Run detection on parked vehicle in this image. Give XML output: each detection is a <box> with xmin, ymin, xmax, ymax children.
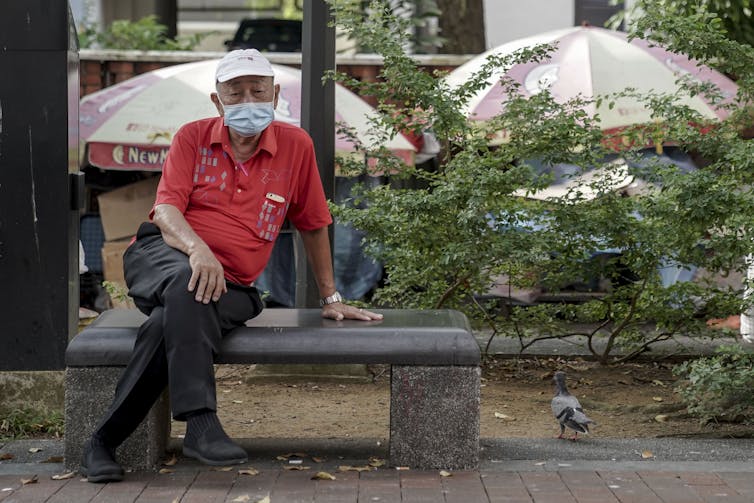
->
<box><xmin>224</xmin><ymin>18</ymin><xmax>302</xmax><ymax>52</ymax></box>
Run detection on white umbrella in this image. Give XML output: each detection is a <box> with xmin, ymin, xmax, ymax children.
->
<box><xmin>79</xmin><ymin>59</ymin><xmax>416</xmax><ymax>171</ymax></box>
<box><xmin>445</xmin><ymin>26</ymin><xmax>738</xmax><ymax>134</ymax></box>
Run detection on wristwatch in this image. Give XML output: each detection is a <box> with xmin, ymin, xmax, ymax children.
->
<box><xmin>319</xmin><ymin>291</ymin><xmax>343</xmax><ymax>306</ymax></box>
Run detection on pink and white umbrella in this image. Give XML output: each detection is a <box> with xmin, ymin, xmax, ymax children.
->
<box><xmin>445</xmin><ymin>26</ymin><xmax>738</xmax><ymax>134</ymax></box>
<box><xmin>79</xmin><ymin>59</ymin><xmax>415</xmax><ymax>171</ymax></box>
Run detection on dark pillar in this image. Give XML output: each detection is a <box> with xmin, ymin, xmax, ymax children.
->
<box><xmin>0</xmin><ymin>1</ymin><xmax>80</xmax><ymax>370</ymax></box>
<box><xmin>296</xmin><ymin>0</ymin><xmax>335</xmax><ymax>307</ymax></box>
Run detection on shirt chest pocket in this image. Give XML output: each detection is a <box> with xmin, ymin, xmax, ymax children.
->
<box><xmin>253</xmin><ymin>192</ymin><xmax>288</xmax><ymax>242</ymax></box>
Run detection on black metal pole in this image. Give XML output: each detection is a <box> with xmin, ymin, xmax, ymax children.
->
<box><xmin>297</xmin><ymin>0</ymin><xmax>336</xmax><ymax>307</ymax></box>
<box><xmin>0</xmin><ymin>0</ymin><xmax>80</xmax><ymax>370</ymax></box>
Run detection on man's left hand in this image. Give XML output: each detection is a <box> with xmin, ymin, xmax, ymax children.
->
<box><xmin>321</xmin><ymin>303</ymin><xmax>383</xmax><ymax>321</ymax></box>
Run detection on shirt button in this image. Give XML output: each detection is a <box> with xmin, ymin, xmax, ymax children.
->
<box><xmin>237</xmin><ymin>188</ymin><xmax>242</xmax><ymax>193</ymax></box>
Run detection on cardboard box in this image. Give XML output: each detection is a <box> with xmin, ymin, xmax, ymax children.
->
<box><xmin>97</xmin><ymin>176</ymin><xmax>160</xmax><ymax>241</ymax></box>
<box><xmin>101</xmin><ymin>239</ymin><xmax>136</xmax><ymax>310</ymax></box>
<box><xmin>101</xmin><ymin>239</ymin><xmax>131</xmax><ymax>283</ymax></box>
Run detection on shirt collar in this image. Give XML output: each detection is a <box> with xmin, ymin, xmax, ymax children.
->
<box><xmin>211</xmin><ymin>117</ymin><xmax>278</xmax><ymax>157</ymax></box>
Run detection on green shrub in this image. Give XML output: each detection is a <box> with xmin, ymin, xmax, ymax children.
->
<box><xmin>79</xmin><ymin>15</ymin><xmax>212</xmax><ymax>51</ymax></box>
<box><xmin>674</xmin><ymin>345</ymin><xmax>754</xmax><ymax>423</ymax></box>
<box><xmin>326</xmin><ymin>0</ymin><xmax>754</xmax><ymax>364</ymax></box>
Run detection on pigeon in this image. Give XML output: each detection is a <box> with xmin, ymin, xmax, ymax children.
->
<box><xmin>551</xmin><ymin>371</ymin><xmax>595</xmax><ymax>441</ymax></box>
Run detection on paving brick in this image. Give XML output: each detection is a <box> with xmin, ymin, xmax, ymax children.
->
<box><xmin>481</xmin><ymin>472</ymin><xmax>533</xmax><ymax>503</ymax></box>
<box><xmin>181</xmin><ymin>470</ymin><xmax>235</xmax><ymax>503</ymax></box>
<box><xmin>601</xmin><ymin>471</ymin><xmax>668</xmax><ymax>503</ymax></box>
<box><xmin>269</xmin><ymin>469</ymin><xmax>316</xmax><ymax>502</ymax></box>
<box><xmin>678</xmin><ymin>473</ymin><xmax>726</xmax><ymax>486</ymax></box>
<box><xmin>46</xmin><ymin>476</ymin><xmax>106</xmax><ymax>503</ymax></box>
<box><xmin>441</xmin><ymin>471</ymin><xmax>488</xmax><ymax>503</ymax></box>
<box><xmin>135</xmin><ymin>470</ymin><xmax>197</xmax><ymax>503</ymax></box>
<box><xmin>0</xmin><ymin>474</ymin><xmax>25</xmax><ymax>501</ymax></box>
<box><xmin>519</xmin><ymin>472</ymin><xmax>577</xmax><ymax>503</ymax></box>
<box><xmin>717</xmin><ymin>472</ymin><xmax>754</xmax><ymax>499</ymax></box>
<box><xmin>690</xmin><ymin>484</ymin><xmax>749</xmax><ymax>503</ymax></box>
<box><xmin>225</xmin><ymin>468</ymin><xmax>278</xmax><ymax>502</ymax></box>
<box><xmin>91</xmin><ymin>472</ymin><xmax>156</xmax><ymax>503</ymax></box>
<box><xmin>358</xmin><ymin>469</ymin><xmax>401</xmax><ymax>502</ymax></box>
<box><xmin>312</xmin><ymin>470</ymin><xmax>357</xmax><ymax>502</ymax></box>
<box><xmin>560</xmin><ymin>471</ymin><xmax>620</xmax><ymax>503</ymax></box>
<box><xmin>636</xmin><ymin>472</ymin><xmax>705</xmax><ymax>503</ymax></box>
<box><xmin>1</xmin><ymin>475</ymin><xmax>77</xmax><ymax>503</ymax></box>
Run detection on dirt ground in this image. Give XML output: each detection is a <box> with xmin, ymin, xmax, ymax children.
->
<box><xmin>171</xmin><ymin>357</ymin><xmax>754</xmax><ymax>441</ymax></box>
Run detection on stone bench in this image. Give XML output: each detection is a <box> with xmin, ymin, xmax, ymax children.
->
<box><xmin>64</xmin><ymin>308</ymin><xmax>481</xmax><ymax>471</ymax></box>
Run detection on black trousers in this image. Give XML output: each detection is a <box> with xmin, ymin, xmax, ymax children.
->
<box><xmin>93</xmin><ymin>222</ymin><xmax>263</xmax><ymax>448</ymax></box>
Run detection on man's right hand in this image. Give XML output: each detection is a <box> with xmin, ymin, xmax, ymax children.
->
<box><xmin>188</xmin><ymin>243</ymin><xmax>227</xmax><ymax>303</ymax></box>
<box><xmin>153</xmin><ymin>203</ymin><xmax>228</xmax><ymax>304</ymax></box>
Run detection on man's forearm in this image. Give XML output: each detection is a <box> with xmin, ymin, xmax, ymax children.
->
<box><xmin>299</xmin><ymin>226</ymin><xmax>337</xmax><ymax>298</ymax></box>
<box><xmin>152</xmin><ymin>203</ymin><xmax>209</xmax><ymax>256</ymax></box>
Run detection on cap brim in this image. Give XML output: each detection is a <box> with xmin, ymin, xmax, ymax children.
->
<box><xmin>217</xmin><ymin>68</ymin><xmax>275</xmax><ymax>82</ymax></box>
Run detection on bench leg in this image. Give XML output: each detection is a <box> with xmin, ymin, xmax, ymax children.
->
<box><xmin>64</xmin><ymin>367</ymin><xmax>170</xmax><ymax>472</ymax></box>
<box><xmin>390</xmin><ymin>365</ymin><xmax>480</xmax><ymax>470</ymax></box>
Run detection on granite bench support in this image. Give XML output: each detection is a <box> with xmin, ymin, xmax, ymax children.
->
<box><xmin>64</xmin><ymin>308</ymin><xmax>480</xmax><ymax>471</ymax></box>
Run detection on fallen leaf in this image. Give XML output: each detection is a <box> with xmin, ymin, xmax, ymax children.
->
<box><xmin>494</xmin><ymin>412</ymin><xmax>515</xmax><ymax>421</ymax></box>
<box><xmin>51</xmin><ymin>472</ymin><xmax>76</xmax><ymax>481</ymax></box>
<box><xmin>276</xmin><ymin>452</ymin><xmax>308</xmax><ymax>460</ymax></box>
<box><xmin>283</xmin><ymin>465</ymin><xmax>310</xmax><ymax>471</ymax></box>
<box><xmin>254</xmin><ymin>496</ymin><xmax>270</xmax><ymax>503</ymax></box>
<box><xmin>232</xmin><ymin>400</ymin><xmax>243</xmax><ymax>404</ymax></box>
<box><xmin>231</xmin><ymin>496</ymin><xmax>251</xmax><ymax>503</ymax></box>
<box><xmin>534</xmin><ymin>462</ymin><xmax>546</xmax><ymax>466</ymax></box>
<box><xmin>28</xmin><ymin>448</ymin><xmax>43</xmax><ymax>453</ymax></box>
<box><xmin>162</xmin><ymin>454</ymin><xmax>178</xmax><ymax>466</ymax></box>
<box><xmin>617</xmin><ymin>379</ymin><xmax>630</xmax><ymax>385</ymax></box>
<box><xmin>654</xmin><ymin>414</ymin><xmax>669</xmax><ymax>423</ymax></box>
<box><xmin>395</xmin><ymin>466</ymin><xmax>410</xmax><ymax>471</ymax></box>
<box><xmin>158</xmin><ymin>468</ymin><xmax>175</xmax><ymax>474</ymax></box>
<box><xmin>652</xmin><ymin>397</ymin><xmax>663</xmax><ymax>402</ymax></box>
<box><xmin>210</xmin><ymin>466</ymin><xmax>234</xmax><ymax>472</ymax></box>
<box><xmin>368</xmin><ymin>457</ymin><xmax>385</xmax><ymax>467</ymax></box>
<box><xmin>41</xmin><ymin>456</ymin><xmax>64</xmax><ymax>464</ymax></box>
<box><xmin>312</xmin><ymin>456</ymin><xmax>326</xmax><ymax>463</ymax></box>
<box><xmin>439</xmin><ymin>470</ymin><xmax>452</xmax><ymax>477</ymax></box>
<box><xmin>239</xmin><ymin>468</ymin><xmax>260</xmax><ymax>476</ymax></box>
<box><xmin>21</xmin><ymin>475</ymin><xmax>38</xmax><ymax>485</ymax></box>
<box><xmin>311</xmin><ymin>471</ymin><xmax>336</xmax><ymax>480</ymax></box>
<box><xmin>0</xmin><ymin>454</ymin><xmax>14</xmax><ymax>461</ymax></box>
<box><xmin>338</xmin><ymin>465</ymin><xmax>372</xmax><ymax>472</ymax></box>
<box><xmin>2</xmin><ymin>488</ymin><xmax>13</xmax><ymax>492</ymax></box>
<box><xmin>641</xmin><ymin>450</ymin><xmax>654</xmax><ymax>459</ymax></box>
<box><xmin>652</xmin><ymin>380</ymin><xmax>666</xmax><ymax>387</ymax></box>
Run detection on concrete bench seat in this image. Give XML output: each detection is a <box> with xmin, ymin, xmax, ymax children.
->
<box><xmin>64</xmin><ymin>308</ymin><xmax>481</xmax><ymax>471</ymax></box>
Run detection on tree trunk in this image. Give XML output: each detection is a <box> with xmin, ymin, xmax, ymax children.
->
<box><xmin>436</xmin><ymin>0</ymin><xmax>486</xmax><ymax>54</ymax></box>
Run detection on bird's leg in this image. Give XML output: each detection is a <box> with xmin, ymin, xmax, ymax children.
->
<box><xmin>556</xmin><ymin>425</ymin><xmax>565</xmax><ymax>439</ymax></box>
<box><xmin>571</xmin><ymin>431</ymin><xmax>579</xmax><ymax>442</ymax></box>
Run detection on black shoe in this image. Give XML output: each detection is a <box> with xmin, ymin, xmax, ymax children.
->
<box><xmin>81</xmin><ymin>437</ymin><xmax>124</xmax><ymax>483</ymax></box>
<box><xmin>182</xmin><ymin>416</ymin><xmax>247</xmax><ymax>466</ymax></box>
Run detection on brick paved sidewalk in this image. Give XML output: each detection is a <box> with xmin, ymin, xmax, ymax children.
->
<box><xmin>3</xmin><ymin>460</ymin><xmax>754</xmax><ymax>502</ymax></box>
<box><xmin>3</xmin><ymin>438</ymin><xmax>754</xmax><ymax>502</ymax></box>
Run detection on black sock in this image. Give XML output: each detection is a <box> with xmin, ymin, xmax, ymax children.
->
<box><xmin>185</xmin><ymin>410</ymin><xmax>222</xmax><ymax>443</ymax></box>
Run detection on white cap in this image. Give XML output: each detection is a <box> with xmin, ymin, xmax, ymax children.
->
<box><xmin>215</xmin><ymin>49</ymin><xmax>274</xmax><ymax>82</ymax></box>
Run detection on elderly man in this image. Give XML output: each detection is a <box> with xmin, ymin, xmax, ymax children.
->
<box><xmin>81</xmin><ymin>49</ymin><xmax>382</xmax><ymax>483</ymax></box>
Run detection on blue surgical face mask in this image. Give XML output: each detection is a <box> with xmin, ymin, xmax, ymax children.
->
<box><xmin>220</xmin><ymin>100</ymin><xmax>275</xmax><ymax>137</ymax></box>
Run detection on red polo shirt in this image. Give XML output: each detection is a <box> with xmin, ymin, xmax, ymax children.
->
<box><xmin>152</xmin><ymin>117</ymin><xmax>332</xmax><ymax>285</ymax></box>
